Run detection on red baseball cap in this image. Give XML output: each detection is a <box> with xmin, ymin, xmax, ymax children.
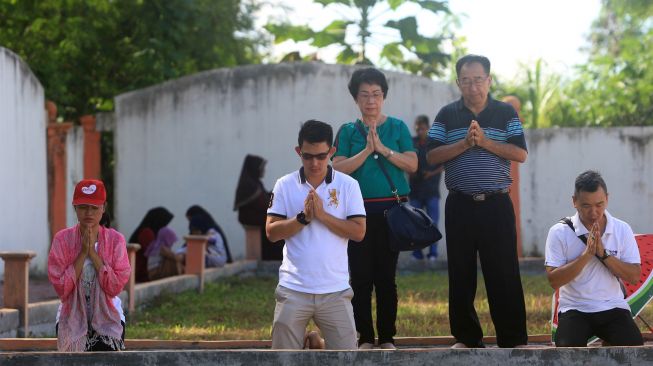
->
<box><xmin>72</xmin><ymin>179</ymin><xmax>106</xmax><ymax>206</ymax></box>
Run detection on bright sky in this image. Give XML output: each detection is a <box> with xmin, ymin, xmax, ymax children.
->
<box><xmin>258</xmin><ymin>0</ymin><xmax>602</xmax><ymax>81</ymax></box>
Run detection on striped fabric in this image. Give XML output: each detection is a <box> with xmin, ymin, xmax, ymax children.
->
<box><xmin>428</xmin><ymin>98</ymin><xmax>527</xmax><ymax>194</ymax></box>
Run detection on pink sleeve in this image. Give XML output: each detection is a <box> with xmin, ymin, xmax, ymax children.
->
<box><xmin>98</xmin><ymin>232</ymin><xmax>131</xmax><ymax>297</ymax></box>
<box><xmin>47</xmin><ymin>231</ymin><xmax>78</xmax><ymax>301</ymax></box>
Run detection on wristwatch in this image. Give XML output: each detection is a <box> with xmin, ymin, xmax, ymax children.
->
<box><xmin>599</xmin><ymin>249</ymin><xmax>610</xmax><ymax>261</ymax></box>
<box><xmin>385</xmin><ymin>149</ymin><xmax>394</xmax><ymax>158</ymax></box>
<box><xmin>296</xmin><ymin>211</ymin><xmax>310</xmax><ymax>225</ymax></box>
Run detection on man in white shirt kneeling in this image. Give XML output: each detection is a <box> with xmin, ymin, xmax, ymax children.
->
<box><xmin>266</xmin><ymin>119</ymin><xmax>366</xmax><ymax>350</ymax></box>
<box><xmin>545</xmin><ymin>170</ymin><xmax>643</xmax><ymax>347</ymax></box>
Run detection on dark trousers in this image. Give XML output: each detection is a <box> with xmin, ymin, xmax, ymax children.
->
<box><xmin>555</xmin><ymin>309</ymin><xmax>643</xmax><ymax>347</ymax></box>
<box><xmin>445</xmin><ymin>192</ymin><xmax>527</xmax><ymax>348</ymax></box>
<box><xmin>348</xmin><ymin>212</ymin><xmax>399</xmax><ymax>345</ymax></box>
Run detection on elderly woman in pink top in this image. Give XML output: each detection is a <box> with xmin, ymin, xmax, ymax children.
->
<box><xmin>48</xmin><ymin>179</ymin><xmax>131</xmax><ymax>352</ymax></box>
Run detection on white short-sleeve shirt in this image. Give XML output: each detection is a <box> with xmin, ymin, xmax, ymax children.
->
<box><xmin>267</xmin><ymin>166</ymin><xmax>366</xmax><ymax>294</ymax></box>
<box><xmin>545</xmin><ymin>210</ymin><xmax>640</xmax><ymax>313</ymax></box>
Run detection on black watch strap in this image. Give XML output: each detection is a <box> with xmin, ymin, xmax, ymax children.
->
<box><xmin>600</xmin><ymin>249</ymin><xmax>610</xmax><ymax>261</ymax></box>
<box><xmin>296</xmin><ymin>211</ymin><xmax>310</xmax><ymax>225</ymax></box>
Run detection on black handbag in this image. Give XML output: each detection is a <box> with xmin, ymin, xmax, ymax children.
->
<box><xmin>354</xmin><ymin>122</ymin><xmax>442</xmax><ymax>251</ymax></box>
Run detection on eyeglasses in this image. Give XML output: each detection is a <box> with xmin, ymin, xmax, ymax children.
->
<box><xmin>457</xmin><ymin>76</ymin><xmax>489</xmax><ymax>88</ymax></box>
<box><xmin>357</xmin><ymin>91</ymin><xmax>384</xmax><ymax>101</ymax></box>
<box><xmin>300</xmin><ymin>151</ymin><xmax>330</xmax><ymax>161</ymax></box>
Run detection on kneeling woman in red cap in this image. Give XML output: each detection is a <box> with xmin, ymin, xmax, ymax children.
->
<box><xmin>48</xmin><ymin>179</ymin><xmax>131</xmax><ymax>352</ymax></box>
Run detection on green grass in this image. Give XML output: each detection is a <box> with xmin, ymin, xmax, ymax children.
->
<box><xmin>127</xmin><ymin>273</ymin><xmax>653</xmax><ymax>340</ymax></box>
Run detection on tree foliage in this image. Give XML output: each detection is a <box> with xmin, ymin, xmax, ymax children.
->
<box><xmin>265</xmin><ymin>0</ymin><xmax>455</xmax><ymax>77</ymax></box>
<box><xmin>492</xmin><ymin>59</ymin><xmax>561</xmax><ymax>129</ymax></box>
<box><xmin>0</xmin><ymin>0</ymin><xmax>261</xmax><ymax>119</ymax></box>
<box><xmin>550</xmin><ymin>0</ymin><xmax>653</xmax><ymax>126</ymax></box>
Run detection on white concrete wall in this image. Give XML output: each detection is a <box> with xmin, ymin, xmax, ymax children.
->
<box><xmin>65</xmin><ymin>126</ymin><xmax>85</xmax><ymax>228</ymax></box>
<box><xmin>0</xmin><ymin>47</ymin><xmax>49</xmax><ymax>276</ymax></box>
<box><xmin>114</xmin><ymin>62</ymin><xmax>458</xmax><ymax>258</ymax></box>
<box><xmin>519</xmin><ymin>127</ymin><xmax>653</xmax><ymax>256</ymax></box>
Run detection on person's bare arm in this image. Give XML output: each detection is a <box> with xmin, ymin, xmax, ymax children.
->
<box><xmin>591</xmin><ymin>223</ymin><xmax>641</xmax><ymax>284</ymax></box>
<box><xmin>473</xmin><ymin>121</ymin><xmax>527</xmax><ymax>162</ymax></box>
<box><xmin>427</xmin><ymin>124</ymin><xmax>474</xmax><ymax>165</ymax></box>
<box><xmin>546</xmin><ymin>234</ymin><xmax>597</xmax><ymax>290</ymax></box>
<box><xmin>603</xmin><ymin>258</ymin><xmax>641</xmax><ymax>284</ymax></box>
<box><xmin>310</xmin><ymin>191</ymin><xmax>366</xmax><ymax>241</ymax></box>
<box><xmin>266</xmin><ymin>215</ymin><xmax>306</xmax><ymax>242</ymax></box>
<box><xmin>332</xmin><ymin>128</ymin><xmax>375</xmax><ymax>174</ymax></box>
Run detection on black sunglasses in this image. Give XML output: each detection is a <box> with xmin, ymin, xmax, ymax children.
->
<box><xmin>300</xmin><ymin>151</ymin><xmax>330</xmax><ymax>161</ymax></box>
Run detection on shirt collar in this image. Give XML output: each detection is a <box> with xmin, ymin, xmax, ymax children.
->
<box><xmin>456</xmin><ymin>94</ymin><xmax>495</xmax><ymax>112</ymax></box>
<box><xmin>299</xmin><ymin>165</ymin><xmax>333</xmax><ymax>186</ymax></box>
<box><xmin>571</xmin><ymin>210</ymin><xmax>614</xmax><ymax>235</ymax></box>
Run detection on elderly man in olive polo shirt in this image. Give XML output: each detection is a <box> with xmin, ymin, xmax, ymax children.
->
<box><xmin>427</xmin><ymin>54</ymin><xmax>528</xmax><ymax>348</ymax></box>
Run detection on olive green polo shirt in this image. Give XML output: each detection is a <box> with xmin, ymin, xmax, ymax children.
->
<box><xmin>334</xmin><ymin>116</ymin><xmax>415</xmax><ymax>199</ymax></box>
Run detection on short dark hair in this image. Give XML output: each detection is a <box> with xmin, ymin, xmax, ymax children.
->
<box><xmin>298</xmin><ymin>119</ymin><xmax>333</xmax><ymax>147</ymax></box>
<box><xmin>574</xmin><ymin>170</ymin><xmax>608</xmax><ymax>196</ymax></box>
<box><xmin>415</xmin><ymin>114</ymin><xmax>430</xmax><ymax>127</ymax></box>
<box><xmin>348</xmin><ymin>67</ymin><xmax>388</xmax><ymax>100</ymax></box>
<box><xmin>456</xmin><ymin>54</ymin><xmax>491</xmax><ymax>77</ymax></box>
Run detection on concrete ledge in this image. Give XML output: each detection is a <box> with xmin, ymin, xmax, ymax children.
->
<box><xmin>204</xmin><ymin>260</ymin><xmax>257</xmax><ymax>282</ymax></box>
<box><xmin>3</xmin><ymin>347</ymin><xmax>653</xmax><ymax>366</ymax></box>
<box><xmin>26</xmin><ymin>300</ymin><xmax>59</xmax><ymax>337</ymax></box>
<box><xmin>0</xmin><ymin>260</ymin><xmax>257</xmax><ymax>337</ymax></box>
<box><xmin>0</xmin><ymin>308</ymin><xmax>18</xmax><ymax>337</ymax></box>
<box><xmin>134</xmin><ymin>274</ymin><xmax>199</xmax><ymax>308</ymax></box>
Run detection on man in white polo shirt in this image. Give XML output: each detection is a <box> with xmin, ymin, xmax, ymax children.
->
<box><xmin>266</xmin><ymin>119</ymin><xmax>366</xmax><ymax>350</ymax></box>
<box><xmin>545</xmin><ymin>170</ymin><xmax>643</xmax><ymax>347</ymax></box>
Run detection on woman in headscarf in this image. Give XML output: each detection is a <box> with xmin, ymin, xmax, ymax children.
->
<box><xmin>48</xmin><ymin>179</ymin><xmax>130</xmax><ymax>352</ymax></box>
<box><xmin>233</xmin><ymin>154</ymin><xmax>283</xmax><ymax>260</ymax></box>
<box><xmin>176</xmin><ymin>214</ymin><xmax>228</xmax><ymax>269</ymax></box>
<box><xmin>185</xmin><ymin>205</ymin><xmax>233</xmax><ymax>263</ymax></box>
<box><xmin>128</xmin><ymin>207</ymin><xmax>174</xmax><ymax>282</ymax></box>
<box><xmin>145</xmin><ymin>226</ymin><xmax>181</xmax><ymax>280</ymax></box>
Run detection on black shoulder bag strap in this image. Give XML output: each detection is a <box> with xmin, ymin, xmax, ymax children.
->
<box><xmin>354</xmin><ymin>121</ymin><xmax>401</xmax><ymax>203</ymax></box>
<box><xmin>559</xmin><ymin>217</ymin><xmax>627</xmax><ymax>297</ymax></box>
<box><xmin>559</xmin><ymin>217</ymin><xmax>587</xmax><ymax>244</ymax></box>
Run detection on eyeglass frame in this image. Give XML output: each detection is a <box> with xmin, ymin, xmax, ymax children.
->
<box><xmin>357</xmin><ymin>91</ymin><xmax>385</xmax><ymax>101</ymax></box>
<box><xmin>457</xmin><ymin>75</ymin><xmax>490</xmax><ymax>88</ymax></box>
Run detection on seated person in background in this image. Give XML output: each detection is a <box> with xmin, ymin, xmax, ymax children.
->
<box><xmin>176</xmin><ymin>215</ymin><xmax>228</xmax><ymax>269</ymax></box>
<box><xmin>145</xmin><ymin>226</ymin><xmax>182</xmax><ymax>280</ymax></box>
<box><xmin>128</xmin><ymin>207</ymin><xmax>174</xmax><ymax>282</ymax></box>
<box><xmin>234</xmin><ymin>154</ymin><xmax>284</xmax><ymax>260</ymax></box>
<box><xmin>545</xmin><ymin>170</ymin><xmax>643</xmax><ymax>347</ymax></box>
<box><xmin>186</xmin><ymin>205</ymin><xmax>233</xmax><ymax>263</ymax></box>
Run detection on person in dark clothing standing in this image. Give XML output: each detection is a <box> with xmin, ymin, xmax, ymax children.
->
<box><xmin>427</xmin><ymin>54</ymin><xmax>528</xmax><ymax>348</ymax></box>
<box><xmin>409</xmin><ymin>115</ymin><xmax>443</xmax><ymax>260</ymax></box>
<box><xmin>234</xmin><ymin>155</ymin><xmax>283</xmax><ymax>260</ymax></box>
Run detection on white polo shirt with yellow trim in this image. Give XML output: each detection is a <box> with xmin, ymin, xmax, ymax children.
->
<box><xmin>267</xmin><ymin>166</ymin><xmax>366</xmax><ymax>294</ymax></box>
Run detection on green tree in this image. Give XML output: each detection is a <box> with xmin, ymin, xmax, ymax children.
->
<box><xmin>550</xmin><ymin>0</ymin><xmax>653</xmax><ymax>126</ymax></box>
<box><xmin>0</xmin><ymin>0</ymin><xmax>261</xmax><ymax>120</ymax></box>
<box><xmin>492</xmin><ymin>59</ymin><xmax>560</xmax><ymax>129</ymax></box>
<box><xmin>265</xmin><ymin>0</ymin><xmax>455</xmax><ymax>77</ymax></box>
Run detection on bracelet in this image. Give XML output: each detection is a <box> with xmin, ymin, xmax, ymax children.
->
<box><xmin>385</xmin><ymin>150</ymin><xmax>394</xmax><ymax>158</ymax></box>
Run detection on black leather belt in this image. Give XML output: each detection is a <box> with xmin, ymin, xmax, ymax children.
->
<box><xmin>450</xmin><ymin>188</ymin><xmax>510</xmax><ymax>202</ymax></box>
